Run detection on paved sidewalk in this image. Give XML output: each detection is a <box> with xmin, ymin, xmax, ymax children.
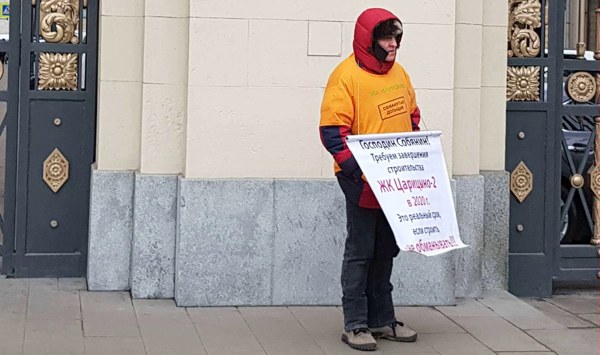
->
<box><xmin>0</xmin><ymin>278</ymin><xmax>597</xmax><ymax>355</ymax></box>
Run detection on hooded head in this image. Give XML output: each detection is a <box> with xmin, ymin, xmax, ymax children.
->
<box><xmin>353</xmin><ymin>8</ymin><xmax>403</xmax><ymax>74</ymax></box>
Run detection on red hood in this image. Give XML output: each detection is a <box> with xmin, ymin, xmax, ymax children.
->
<box><xmin>353</xmin><ymin>8</ymin><xmax>400</xmax><ymax>75</ymax></box>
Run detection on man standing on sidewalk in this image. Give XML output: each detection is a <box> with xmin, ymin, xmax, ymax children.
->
<box><xmin>319</xmin><ymin>7</ymin><xmax>421</xmax><ymax>352</ymax></box>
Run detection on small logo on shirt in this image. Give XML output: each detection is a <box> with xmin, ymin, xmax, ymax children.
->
<box><xmin>378</xmin><ymin>97</ymin><xmax>407</xmax><ymax>120</ymax></box>
<box><xmin>369</xmin><ymin>83</ymin><xmax>406</xmax><ymax>96</ymax></box>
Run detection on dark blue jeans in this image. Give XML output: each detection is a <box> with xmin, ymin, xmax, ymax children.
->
<box><xmin>341</xmin><ymin>199</ymin><xmax>400</xmax><ymax>332</ymax></box>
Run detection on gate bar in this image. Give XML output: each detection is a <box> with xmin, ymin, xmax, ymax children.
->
<box><xmin>576</xmin><ymin>0</ymin><xmax>588</xmax><ymax>58</ymax></box>
<box><xmin>595</xmin><ymin>6</ymin><xmax>600</xmax><ymax>60</ymax></box>
<box><xmin>591</xmin><ymin>117</ymin><xmax>600</xmax><ymax>246</ymax></box>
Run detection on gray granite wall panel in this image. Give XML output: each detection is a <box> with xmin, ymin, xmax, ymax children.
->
<box><xmin>272</xmin><ymin>180</ymin><xmax>346</xmax><ymax>305</ymax></box>
<box><xmin>87</xmin><ymin>169</ymin><xmax>134</xmax><ymax>291</ymax></box>
<box><xmin>391</xmin><ymin>251</ymin><xmax>456</xmax><ymax>306</ymax></box>
<box><xmin>175</xmin><ymin>179</ymin><xmax>275</xmax><ymax>307</ymax></box>
<box><xmin>174</xmin><ymin>178</ymin><xmax>459</xmax><ymax>306</ymax></box>
<box><xmin>481</xmin><ymin>171</ymin><xmax>510</xmax><ymax>291</ymax></box>
<box><xmin>131</xmin><ymin>174</ymin><xmax>178</xmax><ymax>298</ymax></box>
<box><xmin>454</xmin><ymin>175</ymin><xmax>485</xmax><ymax>298</ymax></box>
<box><xmin>390</xmin><ymin>178</ymin><xmax>457</xmax><ymax>306</ymax></box>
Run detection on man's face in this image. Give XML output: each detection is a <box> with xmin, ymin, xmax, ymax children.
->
<box><xmin>377</xmin><ymin>35</ymin><xmax>399</xmax><ymax>62</ymax></box>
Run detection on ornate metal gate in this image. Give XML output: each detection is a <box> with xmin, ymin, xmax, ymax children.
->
<box><xmin>507</xmin><ymin>0</ymin><xmax>600</xmax><ymax>296</ymax></box>
<box><xmin>0</xmin><ymin>0</ymin><xmax>98</xmax><ymax>277</ymax></box>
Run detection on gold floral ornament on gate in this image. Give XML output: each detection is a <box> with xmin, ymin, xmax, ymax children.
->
<box><xmin>508</xmin><ymin>0</ymin><xmax>542</xmax><ymax>58</ymax></box>
<box><xmin>511</xmin><ymin>161</ymin><xmax>533</xmax><ymax>203</ymax></box>
<box><xmin>566</xmin><ymin>72</ymin><xmax>597</xmax><ymax>103</ymax></box>
<box><xmin>38</xmin><ymin>52</ymin><xmax>78</xmax><ymax>90</ymax></box>
<box><xmin>507</xmin><ymin>66</ymin><xmax>540</xmax><ymax>101</ymax></box>
<box><xmin>40</xmin><ymin>0</ymin><xmax>80</xmax><ymax>44</ymax></box>
<box><xmin>43</xmin><ymin>148</ymin><xmax>69</xmax><ymax>193</ymax></box>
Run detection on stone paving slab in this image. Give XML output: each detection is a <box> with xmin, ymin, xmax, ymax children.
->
<box><xmin>0</xmin><ymin>277</ymin><xmax>29</xmax><ymax>292</ymax></box>
<box><xmin>80</xmin><ymin>291</ymin><xmax>141</xmax><ymax>337</ymax></box>
<box><xmin>289</xmin><ymin>307</ymin><xmax>438</xmax><ymax>354</ymax></box>
<box><xmin>544</xmin><ymin>295</ymin><xmax>599</xmax><ymax>314</ymax></box>
<box><xmin>28</xmin><ymin>278</ymin><xmax>58</xmax><ymax>289</ymax></box>
<box><xmin>419</xmin><ymin>333</ymin><xmax>494</xmax><ymax>355</ymax></box>
<box><xmin>84</xmin><ymin>337</ymin><xmax>146</xmax><ymax>355</ymax></box>
<box><xmin>523</xmin><ymin>298</ymin><xmax>597</xmax><ymax>328</ymax></box>
<box><xmin>133</xmin><ymin>299</ymin><xmax>187</xmax><ymax>317</ymax></box>
<box><xmin>137</xmin><ymin>314</ymin><xmax>205</xmax><ymax>355</ymax></box>
<box><xmin>450</xmin><ymin>316</ymin><xmax>549</xmax><ymax>352</ymax></box>
<box><xmin>0</xmin><ymin>313</ymin><xmax>25</xmax><ymax>355</ymax></box>
<box><xmin>58</xmin><ymin>277</ymin><xmax>87</xmax><ymax>291</ymax></box>
<box><xmin>0</xmin><ymin>278</ymin><xmax>598</xmax><ymax>355</ymax></box>
<box><xmin>187</xmin><ymin>307</ymin><xmax>263</xmax><ymax>355</ymax></box>
<box><xmin>375</xmin><ymin>337</ymin><xmax>439</xmax><ymax>354</ymax></box>
<box><xmin>23</xmin><ymin>318</ymin><xmax>84</xmax><ymax>355</ymax></box>
<box><xmin>478</xmin><ymin>291</ymin><xmax>565</xmax><ymax>330</ymax></box>
<box><xmin>527</xmin><ymin>328</ymin><xmax>599</xmax><ymax>355</ymax></box>
<box><xmin>0</xmin><ymin>279</ymin><xmax>28</xmax><ymax>315</ymax></box>
<box><xmin>239</xmin><ymin>307</ymin><xmax>326</xmax><ymax>355</ymax></box>
<box><xmin>578</xmin><ymin>313</ymin><xmax>600</xmax><ymax>326</ymax></box>
<box><xmin>288</xmin><ymin>306</ymin><xmax>344</xmax><ymax>335</ymax></box>
<box><xmin>435</xmin><ymin>298</ymin><xmax>497</xmax><ymax>317</ymax></box>
<box><xmin>307</xmin><ymin>334</ymin><xmax>385</xmax><ymax>355</ymax></box>
<box><xmin>394</xmin><ymin>306</ymin><xmax>465</xmax><ymax>334</ymax></box>
<box><xmin>134</xmin><ymin>300</ymin><xmax>204</xmax><ymax>355</ymax></box>
<box><xmin>26</xmin><ymin>288</ymin><xmax>81</xmax><ymax>321</ymax></box>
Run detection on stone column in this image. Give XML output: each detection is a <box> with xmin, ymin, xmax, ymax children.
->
<box><xmin>131</xmin><ymin>0</ymin><xmax>190</xmax><ymax>299</ymax></box>
<box><xmin>452</xmin><ymin>0</ymin><xmax>485</xmax><ymax>298</ymax></box>
<box><xmin>88</xmin><ymin>0</ymin><xmax>145</xmax><ymax>291</ymax></box>
<box><xmin>480</xmin><ymin>0</ymin><xmax>510</xmax><ymax>292</ymax></box>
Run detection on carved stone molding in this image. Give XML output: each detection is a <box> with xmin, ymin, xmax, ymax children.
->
<box><xmin>38</xmin><ymin>52</ymin><xmax>78</xmax><ymax>90</ymax></box>
<box><xmin>567</xmin><ymin>72</ymin><xmax>597</xmax><ymax>103</ymax></box>
<box><xmin>511</xmin><ymin>161</ymin><xmax>533</xmax><ymax>203</ymax></box>
<box><xmin>43</xmin><ymin>148</ymin><xmax>69</xmax><ymax>193</ymax></box>
<box><xmin>508</xmin><ymin>0</ymin><xmax>542</xmax><ymax>57</ymax></box>
<box><xmin>507</xmin><ymin>66</ymin><xmax>541</xmax><ymax>101</ymax></box>
<box><xmin>40</xmin><ymin>0</ymin><xmax>80</xmax><ymax>44</ymax></box>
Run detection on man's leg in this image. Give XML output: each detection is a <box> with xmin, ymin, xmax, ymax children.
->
<box><xmin>366</xmin><ymin>210</ymin><xmax>417</xmax><ymax>342</ymax></box>
<box><xmin>365</xmin><ymin>210</ymin><xmax>398</xmax><ymax>328</ymax></box>
<box><xmin>341</xmin><ymin>200</ymin><xmax>377</xmax><ymax>332</ymax></box>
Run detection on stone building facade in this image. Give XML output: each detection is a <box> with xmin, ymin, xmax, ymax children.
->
<box><xmin>88</xmin><ymin>0</ymin><xmax>509</xmax><ymax>306</ymax></box>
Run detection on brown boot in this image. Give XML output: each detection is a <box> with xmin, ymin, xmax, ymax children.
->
<box><xmin>341</xmin><ymin>328</ymin><xmax>377</xmax><ymax>351</ymax></box>
<box><xmin>370</xmin><ymin>321</ymin><xmax>417</xmax><ymax>342</ymax></box>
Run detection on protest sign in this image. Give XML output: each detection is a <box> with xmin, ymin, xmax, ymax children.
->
<box><xmin>346</xmin><ymin>131</ymin><xmax>467</xmax><ymax>256</ymax></box>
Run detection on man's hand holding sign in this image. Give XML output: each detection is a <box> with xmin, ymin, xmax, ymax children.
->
<box><xmin>346</xmin><ymin>131</ymin><xmax>467</xmax><ymax>256</ymax></box>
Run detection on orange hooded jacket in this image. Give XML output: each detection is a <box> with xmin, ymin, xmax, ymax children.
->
<box><xmin>319</xmin><ymin>8</ymin><xmax>421</xmax><ymax>209</ymax></box>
